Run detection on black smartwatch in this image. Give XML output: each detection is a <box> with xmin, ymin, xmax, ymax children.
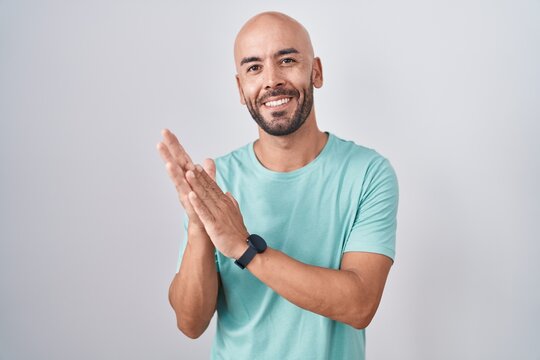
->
<box><xmin>234</xmin><ymin>234</ymin><xmax>267</xmax><ymax>269</ymax></box>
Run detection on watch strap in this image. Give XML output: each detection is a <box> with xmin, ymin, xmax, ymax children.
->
<box><xmin>234</xmin><ymin>244</ymin><xmax>257</xmax><ymax>269</ymax></box>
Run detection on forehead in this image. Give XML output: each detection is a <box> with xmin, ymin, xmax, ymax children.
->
<box><xmin>234</xmin><ymin>19</ymin><xmax>311</xmax><ymax>63</ymax></box>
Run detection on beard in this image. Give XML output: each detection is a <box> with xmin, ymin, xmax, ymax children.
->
<box><xmin>245</xmin><ymin>80</ymin><xmax>314</xmax><ymax>136</ymax></box>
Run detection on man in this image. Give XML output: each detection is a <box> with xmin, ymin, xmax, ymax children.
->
<box><xmin>157</xmin><ymin>11</ymin><xmax>398</xmax><ymax>360</ymax></box>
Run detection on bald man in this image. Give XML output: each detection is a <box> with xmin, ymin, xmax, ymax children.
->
<box><xmin>158</xmin><ymin>12</ymin><xmax>399</xmax><ymax>360</ymax></box>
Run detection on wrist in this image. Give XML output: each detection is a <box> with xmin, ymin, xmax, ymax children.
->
<box><xmin>187</xmin><ymin>238</ymin><xmax>215</xmax><ymax>256</ymax></box>
<box><xmin>230</xmin><ymin>230</ymin><xmax>251</xmax><ymax>259</ymax></box>
<box><xmin>187</xmin><ymin>225</ymin><xmax>215</xmax><ymax>251</ymax></box>
<box><xmin>187</xmin><ymin>222</ymin><xmax>207</xmax><ymax>235</ymax></box>
<box><xmin>233</xmin><ymin>234</ymin><xmax>268</xmax><ymax>269</ymax></box>
<box><xmin>232</xmin><ymin>242</ymin><xmax>250</xmax><ymax>260</ymax></box>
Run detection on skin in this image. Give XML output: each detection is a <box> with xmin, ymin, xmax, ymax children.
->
<box><xmin>234</xmin><ymin>12</ymin><xmax>327</xmax><ymax>172</ymax></box>
<box><xmin>158</xmin><ymin>12</ymin><xmax>393</xmax><ymax>338</ymax></box>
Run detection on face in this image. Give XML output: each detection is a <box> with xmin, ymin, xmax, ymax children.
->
<box><xmin>245</xmin><ymin>75</ymin><xmax>314</xmax><ymax>137</ymax></box>
<box><xmin>234</xmin><ymin>17</ymin><xmax>322</xmax><ymax>136</ymax></box>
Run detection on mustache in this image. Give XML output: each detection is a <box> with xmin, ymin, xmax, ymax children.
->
<box><xmin>257</xmin><ymin>88</ymin><xmax>299</xmax><ymax>106</ymax></box>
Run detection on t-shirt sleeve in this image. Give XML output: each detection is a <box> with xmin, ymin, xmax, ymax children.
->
<box><xmin>343</xmin><ymin>157</ymin><xmax>399</xmax><ymax>261</ymax></box>
<box><xmin>175</xmin><ymin>214</ymin><xmax>221</xmax><ymax>273</ymax></box>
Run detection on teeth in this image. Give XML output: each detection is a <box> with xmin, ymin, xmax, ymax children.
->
<box><xmin>265</xmin><ymin>98</ymin><xmax>290</xmax><ymax>107</ymax></box>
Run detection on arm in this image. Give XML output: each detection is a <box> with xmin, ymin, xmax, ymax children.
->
<box><xmin>244</xmin><ymin>248</ymin><xmax>392</xmax><ymax>329</ymax></box>
<box><xmin>184</xmin><ymin>164</ymin><xmax>395</xmax><ymax>329</ymax></box>
<box><xmin>168</xmin><ymin>224</ymin><xmax>220</xmax><ymax>339</ymax></box>
<box><xmin>245</xmin><ymin>157</ymin><xmax>397</xmax><ymax>329</ymax></box>
<box><xmin>157</xmin><ymin>129</ymin><xmax>220</xmax><ymax>338</ymax></box>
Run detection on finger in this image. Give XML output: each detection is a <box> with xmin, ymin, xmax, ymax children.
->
<box><xmin>195</xmin><ymin>163</ymin><xmax>224</xmax><ymax>199</ymax></box>
<box><xmin>156</xmin><ymin>141</ymin><xmax>175</xmax><ymax>165</ymax></box>
<box><xmin>203</xmin><ymin>158</ymin><xmax>216</xmax><ymax>180</ymax></box>
<box><xmin>166</xmin><ymin>164</ymin><xmax>199</xmax><ymax>222</ymax></box>
<box><xmin>185</xmin><ymin>167</ymin><xmax>220</xmax><ymax>210</ymax></box>
<box><xmin>182</xmin><ymin>193</ymin><xmax>200</xmax><ymax>221</ymax></box>
<box><xmin>166</xmin><ymin>161</ymin><xmax>192</xmax><ymax>197</ymax></box>
<box><xmin>225</xmin><ymin>192</ymin><xmax>240</xmax><ymax>209</ymax></box>
<box><xmin>188</xmin><ymin>191</ymin><xmax>216</xmax><ymax>225</ymax></box>
<box><xmin>161</xmin><ymin>128</ymin><xmax>194</xmax><ymax>169</ymax></box>
<box><xmin>192</xmin><ymin>164</ymin><xmax>229</xmax><ymax>209</ymax></box>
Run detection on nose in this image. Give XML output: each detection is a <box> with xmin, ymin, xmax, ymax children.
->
<box><xmin>264</xmin><ymin>63</ymin><xmax>285</xmax><ymax>90</ymax></box>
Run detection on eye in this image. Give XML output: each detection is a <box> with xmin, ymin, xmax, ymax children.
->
<box><xmin>247</xmin><ymin>64</ymin><xmax>261</xmax><ymax>73</ymax></box>
<box><xmin>281</xmin><ymin>58</ymin><xmax>296</xmax><ymax>64</ymax></box>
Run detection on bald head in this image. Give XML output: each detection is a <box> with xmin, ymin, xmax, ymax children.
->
<box><xmin>232</xmin><ymin>12</ymin><xmax>323</xmax><ymax>137</ymax></box>
<box><xmin>234</xmin><ymin>12</ymin><xmax>314</xmax><ymax>72</ymax></box>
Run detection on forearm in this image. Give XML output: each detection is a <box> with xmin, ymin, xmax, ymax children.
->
<box><xmin>245</xmin><ymin>247</ymin><xmax>374</xmax><ymax>329</ymax></box>
<box><xmin>169</xmin><ymin>226</ymin><xmax>219</xmax><ymax>338</ymax></box>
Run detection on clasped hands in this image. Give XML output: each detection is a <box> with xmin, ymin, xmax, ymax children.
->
<box><xmin>157</xmin><ymin>129</ymin><xmax>249</xmax><ymax>260</ymax></box>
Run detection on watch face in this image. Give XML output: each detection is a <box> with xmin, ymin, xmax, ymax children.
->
<box><xmin>248</xmin><ymin>234</ymin><xmax>267</xmax><ymax>253</ymax></box>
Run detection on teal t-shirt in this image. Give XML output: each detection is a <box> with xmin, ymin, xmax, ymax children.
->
<box><xmin>177</xmin><ymin>132</ymin><xmax>399</xmax><ymax>360</ymax></box>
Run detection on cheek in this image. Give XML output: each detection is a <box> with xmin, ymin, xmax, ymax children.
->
<box><xmin>239</xmin><ymin>77</ymin><xmax>261</xmax><ymax>97</ymax></box>
<box><xmin>289</xmin><ymin>73</ymin><xmax>311</xmax><ymax>93</ymax></box>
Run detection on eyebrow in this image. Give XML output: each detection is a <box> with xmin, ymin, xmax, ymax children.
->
<box><xmin>240</xmin><ymin>56</ymin><xmax>262</xmax><ymax>66</ymax></box>
<box><xmin>275</xmin><ymin>48</ymin><xmax>299</xmax><ymax>56</ymax></box>
<box><xmin>239</xmin><ymin>48</ymin><xmax>300</xmax><ymax>66</ymax></box>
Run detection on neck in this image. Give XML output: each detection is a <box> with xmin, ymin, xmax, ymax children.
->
<box><xmin>253</xmin><ymin>111</ymin><xmax>328</xmax><ymax>172</ymax></box>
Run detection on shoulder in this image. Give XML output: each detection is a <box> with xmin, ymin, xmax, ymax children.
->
<box><xmin>329</xmin><ymin>132</ymin><xmax>396</xmax><ymax>178</ymax></box>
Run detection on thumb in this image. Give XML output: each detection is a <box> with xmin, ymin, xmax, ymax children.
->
<box><xmin>203</xmin><ymin>158</ymin><xmax>216</xmax><ymax>180</ymax></box>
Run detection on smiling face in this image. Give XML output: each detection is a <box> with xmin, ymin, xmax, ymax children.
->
<box><xmin>234</xmin><ymin>13</ymin><xmax>323</xmax><ymax>136</ymax></box>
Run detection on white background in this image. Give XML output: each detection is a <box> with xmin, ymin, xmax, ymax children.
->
<box><xmin>1</xmin><ymin>1</ymin><xmax>539</xmax><ymax>359</ymax></box>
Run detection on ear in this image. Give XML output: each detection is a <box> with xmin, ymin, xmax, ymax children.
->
<box><xmin>235</xmin><ymin>74</ymin><xmax>246</xmax><ymax>105</ymax></box>
<box><xmin>311</xmin><ymin>57</ymin><xmax>323</xmax><ymax>89</ymax></box>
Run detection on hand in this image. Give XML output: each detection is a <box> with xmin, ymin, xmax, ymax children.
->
<box><xmin>185</xmin><ymin>164</ymin><xmax>250</xmax><ymax>259</ymax></box>
<box><xmin>156</xmin><ymin>128</ymin><xmax>216</xmax><ymax>231</ymax></box>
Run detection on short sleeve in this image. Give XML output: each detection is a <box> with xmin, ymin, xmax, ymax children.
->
<box><xmin>175</xmin><ymin>214</ymin><xmax>221</xmax><ymax>273</ymax></box>
<box><xmin>343</xmin><ymin>157</ymin><xmax>399</xmax><ymax>261</ymax></box>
